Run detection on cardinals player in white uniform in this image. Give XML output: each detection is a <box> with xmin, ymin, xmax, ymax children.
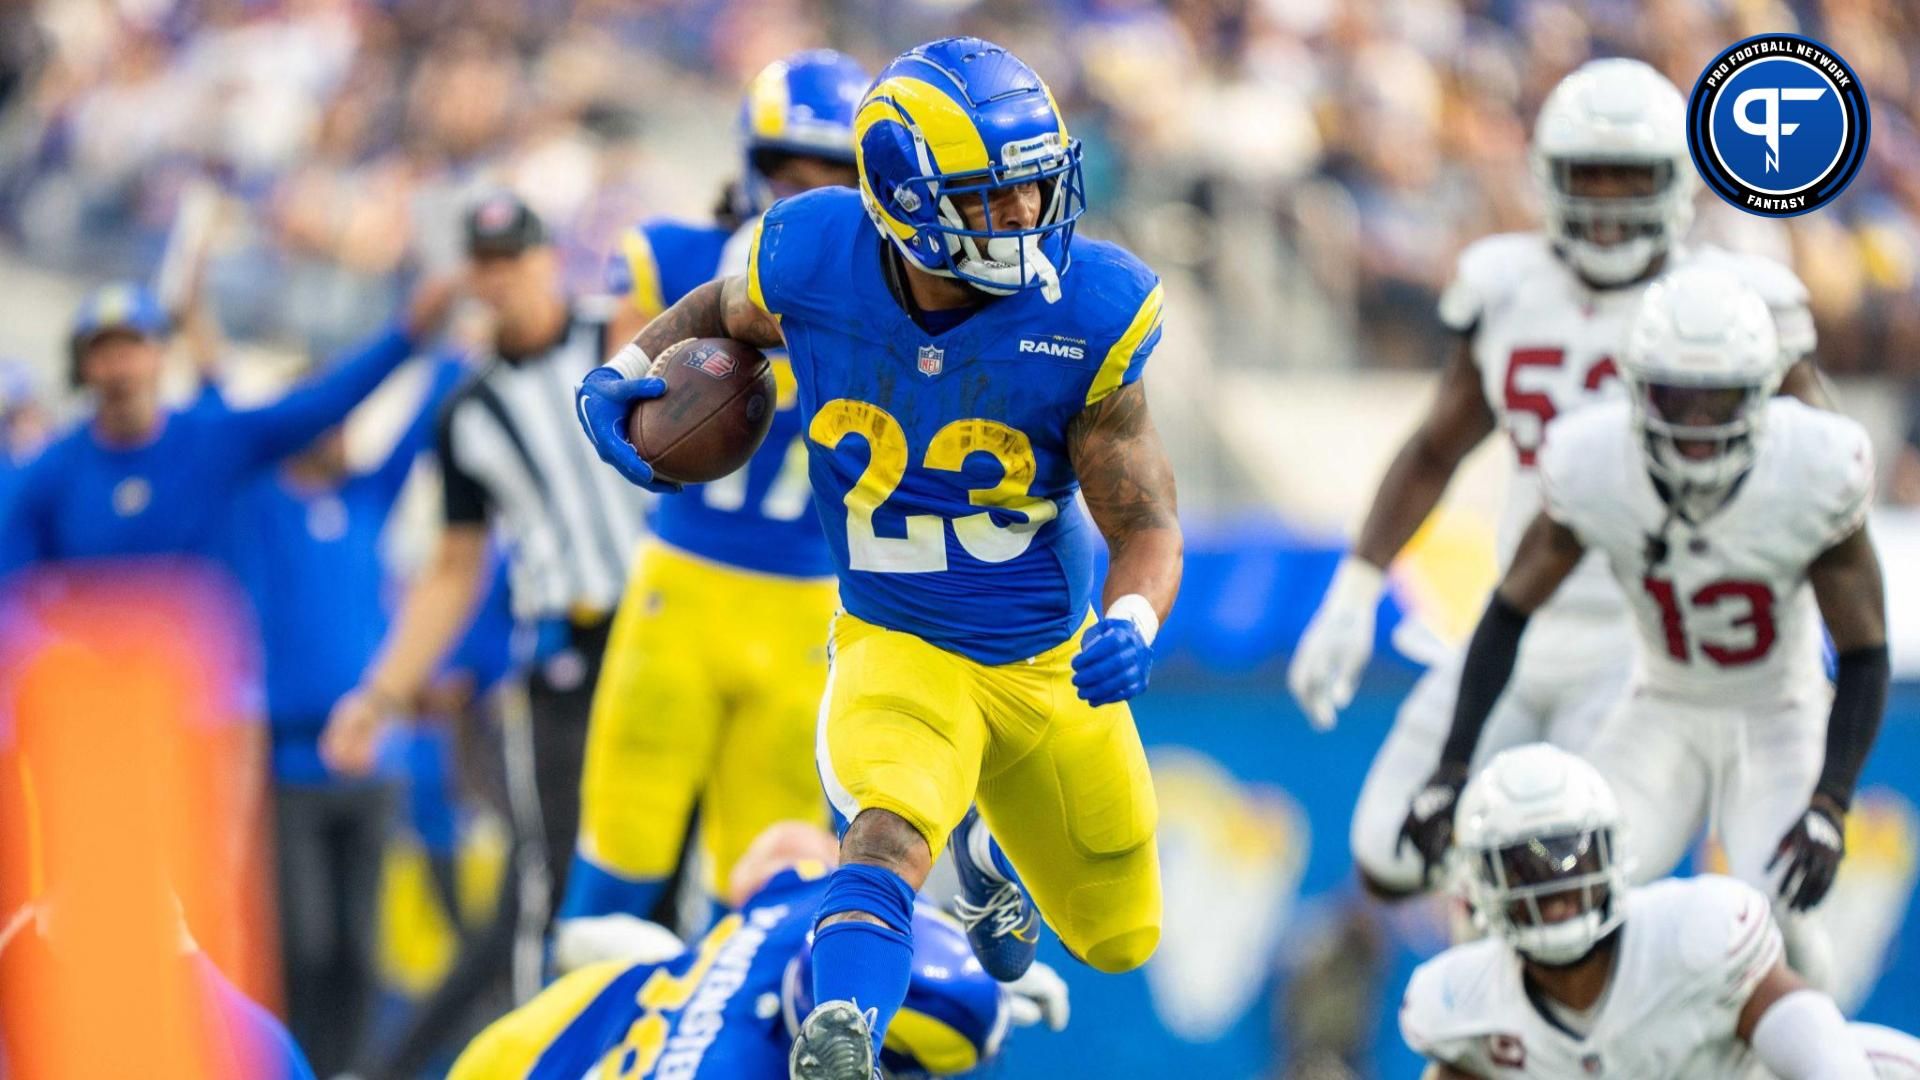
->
<box><xmin>1400</xmin><ymin>266</ymin><xmax>1887</xmax><ymax>997</ymax></box>
<box><xmin>1401</xmin><ymin>744</ymin><xmax>1919</xmax><ymax>1079</ymax></box>
<box><xmin>1290</xmin><ymin>57</ymin><xmax>1828</xmax><ymax>899</ymax></box>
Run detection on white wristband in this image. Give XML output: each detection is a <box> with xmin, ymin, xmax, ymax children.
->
<box><xmin>1105</xmin><ymin>593</ymin><xmax>1160</xmax><ymax>647</ymax></box>
<box><xmin>608</xmin><ymin>342</ymin><xmax>653</xmax><ymax>380</ymax></box>
<box><xmin>1327</xmin><ymin>554</ymin><xmax>1387</xmax><ymax>611</ymax></box>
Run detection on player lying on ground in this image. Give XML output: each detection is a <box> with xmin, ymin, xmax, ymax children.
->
<box><xmin>1402</xmin><ymin>743</ymin><xmax>1919</xmax><ymax>1079</ymax></box>
<box><xmin>558</xmin><ymin>48</ymin><xmax>869</xmax><ymax>939</ymax></box>
<box><xmin>576</xmin><ymin>36</ymin><xmax>1181</xmax><ymax>1080</ymax></box>
<box><xmin>1401</xmin><ymin>266</ymin><xmax>1887</xmax><ymax>992</ymax></box>
<box><xmin>449</xmin><ymin>823</ymin><xmax>1069</xmax><ymax>1079</ymax></box>
<box><xmin>1285</xmin><ymin>57</ymin><xmax>1828</xmax><ymax>901</ymax></box>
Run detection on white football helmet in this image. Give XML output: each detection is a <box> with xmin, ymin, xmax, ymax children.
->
<box><xmin>1623</xmin><ymin>265</ymin><xmax>1782</xmax><ymax>509</ymax></box>
<box><xmin>1452</xmin><ymin>744</ymin><xmax>1629</xmax><ymax>966</ymax></box>
<box><xmin>1531</xmin><ymin>58</ymin><xmax>1695</xmax><ymax>286</ymax></box>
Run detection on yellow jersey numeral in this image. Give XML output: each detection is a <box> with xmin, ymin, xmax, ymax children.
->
<box><xmin>809</xmin><ymin>400</ymin><xmax>1054</xmax><ymax>573</ymax></box>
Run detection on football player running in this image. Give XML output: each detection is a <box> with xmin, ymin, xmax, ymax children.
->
<box><xmin>557</xmin><ymin>49</ymin><xmax>868</xmax><ymax>945</ymax></box>
<box><xmin>1401</xmin><ymin>744</ymin><xmax>1919</xmax><ymax>1079</ymax></box>
<box><xmin>1286</xmin><ymin>59</ymin><xmax>1827</xmax><ymax>900</ymax></box>
<box><xmin>577</xmin><ymin>37</ymin><xmax>1180</xmax><ymax>1080</ymax></box>
<box><xmin>452</xmin><ymin>823</ymin><xmax>1070</xmax><ymax>1079</ymax></box>
<box><xmin>1401</xmin><ymin>267</ymin><xmax>1886</xmax><ymax>993</ymax></box>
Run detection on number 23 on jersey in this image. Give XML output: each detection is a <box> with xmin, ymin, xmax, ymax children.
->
<box><xmin>809</xmin><ymin>398</ymin><xmax>1057</xmax><ymax>574</ymax></box>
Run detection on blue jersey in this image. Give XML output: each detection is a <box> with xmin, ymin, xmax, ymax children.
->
<box><xmin>527</xmin><ymin>869</ymin><xmax>824</xmax><ymax>1079</ymax></box>
<box><xmin>227</xmin><ymin>356</ymin><xmax>465</xmax><ymax>782</ymax></box>
<box><xmin>0</xmin><ymin>326</ymin><xmax>417</xmax><ymax>578</ymax></box>
<box><xmin>612</xmin><ymin>219</ymin><xmax>835</xmax><ymax>578</ymax></box>
<box><xmin>747</xmin><ymin>187</ymin><xmax>1165</xmax><ymax>663</ymax></box>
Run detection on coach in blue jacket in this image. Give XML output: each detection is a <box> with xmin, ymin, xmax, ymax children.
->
<box><xmin>0</xmin><ymin>276</ymin><xmax>454</xmax><ymax>576</ymax></box>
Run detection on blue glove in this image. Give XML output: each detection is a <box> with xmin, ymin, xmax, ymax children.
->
<box><xmin>575</xmin><ymin>366</ymin><xmax>679</xmax><ymax>493</ymax></box>
<box><xmin>1071</xmin><ymin>618</ymin><xmax>1153</xmax><ymax>706</ymax></box>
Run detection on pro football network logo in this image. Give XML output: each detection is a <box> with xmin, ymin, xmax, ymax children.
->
<box><xmin>1687</xmin><ymin>33</ymin><xmax>1869</xmax><ymax>217</ymax></box>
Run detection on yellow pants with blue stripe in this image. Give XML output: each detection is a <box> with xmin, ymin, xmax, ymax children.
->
<box><xmin>816</xmin><ymin>612</ymin><xmax>1162</xmax><ymax>973</ymax></box>
<box><xmin>578</xmin><ymin>539</ymin><xmax>836</xmax><ymax>902</ymax></box>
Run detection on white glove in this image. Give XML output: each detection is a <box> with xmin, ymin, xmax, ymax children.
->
<box><xmin>1004</xmin><ymin>961</ymin><xmax>1069</xmax><ymax>1032</ymax></box>
<box><xmin>1287</xmin><ymin>555</ymin><xmax>1385</xmax><ymax>732</ymax></box>
<box><xmin>550</xmin><ymin>913</ymin><xmax>684</xmax><ymax>974</ymax></box>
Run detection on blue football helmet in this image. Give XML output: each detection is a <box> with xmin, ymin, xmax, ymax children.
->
<box><xmin>855</xmin><ymin>37</ymin><xmax>1085</xmax><ymax>301</ymax></box>
<box><xmin>738</xmin><ymin>48</ymin><xmax>870</xmax><ymax>217</ymax></box>
<box><xmin>784</xmin><ymin>905</ymin><xmax>1010</xmax><ymax>1079</ymax></box>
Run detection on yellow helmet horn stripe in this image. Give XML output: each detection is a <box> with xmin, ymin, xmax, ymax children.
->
<box><xmin>1041</xmin><ymin>77</ymin><xmax>1070</xmax><ymax>144</ymax></box>
<box><xmin>883</xmin><ymin>1007</ymin><xmax>983</xmax><ymax>1074</ymax></box>
<box><xmin>864</xmin><ymin>76</ymin><xmax>991</xmax><ymax>175</ymax></box>
<box><xmin>747</xmin><ymin>59</ymin><xmax>793</xmax><ymax>139</ymax></box>
<box><xmin>853</xmin><ymin>96</ymin><xmax>923</xmax><ymax>242</ymax></box>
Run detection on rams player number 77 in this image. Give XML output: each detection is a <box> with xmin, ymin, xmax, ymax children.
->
<box><xmin>578</xmin><ymin>37</ymin><xmax>1180</xmax><ymax>1080</ymax></box>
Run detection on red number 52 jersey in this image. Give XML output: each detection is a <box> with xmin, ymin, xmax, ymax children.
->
<box><xmin>1438</xmin><ymin>232</ymin><xmax>1816</xmax><ymax>621</ymax></box>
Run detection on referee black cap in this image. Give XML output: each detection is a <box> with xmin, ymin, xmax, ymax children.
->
<box><xmin>465</xmin><ymin>191</ymin><xmax>548</xmax><ymax>258</ymax></box>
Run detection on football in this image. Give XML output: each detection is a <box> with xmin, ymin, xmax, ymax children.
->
<box><xmin>627</xmin><ymin>337</ymin><xmax>777</xmax><ymax>485</ymax></box>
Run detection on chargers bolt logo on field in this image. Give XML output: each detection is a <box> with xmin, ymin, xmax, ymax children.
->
<box><xmin>1687</xmin><ymin>33</ymin><xmax>1869</xmax><ymax>217</ymax></box>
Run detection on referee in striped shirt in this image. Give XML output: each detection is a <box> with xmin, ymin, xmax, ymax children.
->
<box><xmin>322</xmin><ymin>192</ymin><xmax>646</xmax><ymax>992</ymax></box>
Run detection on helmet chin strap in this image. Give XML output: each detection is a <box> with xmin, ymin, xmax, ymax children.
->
<box><xmin>939</xmin><ymin>197</ymin><xmax>1065</xmax><ymax>303</ymax></box>
<box><xmin>952</xmin><ymin>234</ymin><xmax>1062</xmax><ymax>303</ymax></box>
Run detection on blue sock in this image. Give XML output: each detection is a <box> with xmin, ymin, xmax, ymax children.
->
<box><xmin>555</xmin><ymin>854</ymin><xmax>666</xmax><ymax>920</ymax></box>
<box><xmin>810</xmin><ymin>863</ymin><xmax>916</xmax><ymax>1058</ymax></box>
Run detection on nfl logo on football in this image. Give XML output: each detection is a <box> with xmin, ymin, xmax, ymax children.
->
<box><xmin>685</xmin><ymin>345</ymin><xmax>737</xmax><ymax>379</ymax></box>
<box><xmin>917</xmin><ymin>344</ymin><xmax>943</xmax><ymax>377</ymax></box>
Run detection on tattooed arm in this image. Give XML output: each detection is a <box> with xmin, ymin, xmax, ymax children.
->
<box><xmin>581</xmin><ymin>274</ymin><xmax>785</xmax><ymax>491</ymax></box>
<box><xmin>1068</xmin><ymin>380</ymin><xmax>1183</xmax><ymax>620</ymax></box>
<box><xmin>627</xmin><ymin>275</ymin><xmax>785</xmax><ymax>358</ymax></box>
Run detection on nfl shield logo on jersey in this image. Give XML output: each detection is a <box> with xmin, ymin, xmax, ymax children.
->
<box><xmin>917</xmin><ymin>344</ymin><xmax>944</xmax><ymax>377</ymax></box>
<box><xmin>1582</xmin><ymin>1052</ymin><xmax>1604</xmax><ymax>1074</ymax></box>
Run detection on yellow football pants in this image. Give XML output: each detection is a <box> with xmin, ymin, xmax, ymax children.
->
<box><xmin>816</xmin><ymin>612</ymin><xmax>1162</xmax><ymax>973</ymax></box>
<box><xmin>579</xmin><ymin>539</ymin><xmax>836</xmax><ymax>900</ymax></box>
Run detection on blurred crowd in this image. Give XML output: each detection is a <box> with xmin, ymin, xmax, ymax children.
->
<box><xmin>7</xmin><ymin>0</ymin><xmax>1920</xmax><ymax>378</ymax></box>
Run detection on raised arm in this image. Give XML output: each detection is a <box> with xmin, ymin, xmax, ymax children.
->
<box><xmin>1289</xmin><ymin>336</ymin><xmax>1495</xmax><ymax>728</ymax></box>
<box><xmin>225</xmin><ymin>276</ymin><xmax>458</xmax><ymax>468</ymax></box>
<box><xmin>1398</xmin><ymin>510</ymin><xmax>1584</xmax><ymax>881</ymax></box>
<box><xmin>576</xmin><ymin>274</ymin><xmax>783</xmax><ymax>492</ymax></box>
<box><xmin>1064</xmin><ymin>380</ymin><xmax>1182</xmax><ymax>707</ymax></box>
<box><xmin>1769</xmin><ymin>523</ymin><xmax>1889</xmax><ymax>911</ymax></box>
<box><xmin>362</xmin><ymin>355</ymin><xmax>468</xmax><ymax>501</ymax></box>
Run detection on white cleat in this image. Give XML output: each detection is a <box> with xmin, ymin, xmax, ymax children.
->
<box><xmin>788</xmin><ymin>1000</ymin><xmax>877</xmax><ymax>1080</ymax></box>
